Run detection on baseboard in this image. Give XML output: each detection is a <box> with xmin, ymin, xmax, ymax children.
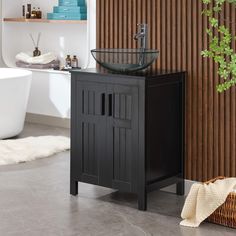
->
<box><xmin>25</xmin><ymin>113</ymin><xmax>70</xmax><ymax>129</ymax></box>
<box><xmin>161</xmin><ymin>179</ymin><xmax>195</xmax><ymax>196</ymax></box>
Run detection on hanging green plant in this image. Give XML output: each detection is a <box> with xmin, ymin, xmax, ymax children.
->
<box><xmin>201</xmin><ymin>0</ymin><xmax>236</xmax><ymax>92</ymax></box>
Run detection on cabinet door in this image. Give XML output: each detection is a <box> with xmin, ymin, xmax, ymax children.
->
<box><xmin>107</xmin><ymin>84</ymin><xmax>139</xmax><ymax>193</ymax></box>
<box><xmin>72</xmin><ymin>81</ymin><xmax>107</xmax><ymax>186</ymax></box>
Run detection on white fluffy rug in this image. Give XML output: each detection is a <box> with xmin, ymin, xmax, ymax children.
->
<box><xmin>0</xmin><ymin>136</ymin><xmax>70</xmax><ymax>165</ymax></box>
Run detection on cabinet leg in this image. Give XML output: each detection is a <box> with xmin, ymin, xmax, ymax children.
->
<box><xmin>138</xmin><ymin>191</ymin><xmax>147</xmax><ymax>211</ymax></box>
<box><xmin>176</xmin><ymin>180</ymin><xmax>185</xmax><ymax>196</ymax></box>
<box><xmin>70</xmin><ymin>180</ymin><xmax>78</xmax><ymax>196</ymax></box>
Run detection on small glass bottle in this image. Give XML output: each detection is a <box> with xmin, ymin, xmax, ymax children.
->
<box><xmin>65</xmin><ymin>55</ymin><xmax>72</xmax><ymax>68</ymax></box>
<box><xmin>36</xmin><ymin>8</ymin><xmax>42</xmax><ymax>19</ymax></box>
<box><xmin>71</xmin><ymin>55</ymin><xmax>78</xmax><ymax>68</ymax></box>
<box><xmin>27</xmin><ymin>4</ymin><xmax>31</xmax><ymax>19</ymax></box>
<box><xmin>33</xmin><ymin>47</ymin><xmax>41</xmax><ymax>57</ymax></box>
<box><xmin>31</xmin><ymin>7</ymin><xmax>37</xmax><ymax>18</ymax></box>
<box><xmin>26</xmin><ymin>12</ymin><xmax>30</xmax><ymax>19</ymax></box>
<box><xmin>22</xmin><ymin>5</ymin><xmax>25</xmax><ymax>18</ymax></box>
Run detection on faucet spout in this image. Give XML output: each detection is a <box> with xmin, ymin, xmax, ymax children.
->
<box><xmin>134</xmin><ymin>24</ymin><xmax>148</xmax><ymax>66</ymax></box>
<box><xmin>133</xmin><ymin>32</ymin><xmax>145</xmax><ymax>40</ymax></box>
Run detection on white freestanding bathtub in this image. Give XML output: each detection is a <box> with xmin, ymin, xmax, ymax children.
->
<box><xmin>0</xmin><ymin>68</ymin><xmax>32</xmax><ymax>139</ymax></box>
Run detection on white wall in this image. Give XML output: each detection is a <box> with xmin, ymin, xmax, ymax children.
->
<box><xmin>0</xmin><ymin>0</ymin><xmax>96</xmax><ymax>118</ymax></box>
<box><xmin>2</xmin><ymin>0</ymin><xmax>90</xmax><ymax>68</ymax></box>
<box><xmin>0</xmin><ymin>0</ymin><xmax>6</xmax><ymax>66</ymax></box>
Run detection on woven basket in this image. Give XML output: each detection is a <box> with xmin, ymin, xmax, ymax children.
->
<box><xmin>205</xmin><ymin>176</ymin><xmax>236</xmax><ymax>229</ymax></box>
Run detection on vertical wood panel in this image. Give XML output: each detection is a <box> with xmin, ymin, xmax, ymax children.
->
<box><xmin>225</xmin><ymin>2</ymin><xmax>230</xmax><ymax>177</ymax></box>
<box><xmin>132</xmin><ymin>0</ymin><xmax>137</xmax><ymax>49</ymax></box>
<box><xmin>192</xmin><ymin>0</ymin><xmax>198</xmax><ymax>181</ymax></box>
<box><xmin>203</xmin><ymin>4</ymin><xmax>209</xmax><ymax>180</ymax></box>
<box><xmin>114</xmin><ymin>0</ymin><xmax>118</xmax><ymax>48</ymax></box>
<box><xmin>156</xmin><ymin>0</ymin><xmax>161</xmax><ymax>69</ymax></box>
<box><xmin>161</xmin><ymin>1</ymin><xmax>167</xmax><ymax>70</ymax></box>
<box><xmin>197</xmin><ymin>0</ymin><xmax>203</xmax><ymax>181</ymax></box>
<box><xmin>230</xmin><ymin>4</ymin><xmax>236</xmax><ymax>177</ymax></box>
<box><xmin>128</xmin><ymin>0</ymin><xmax>132</xmax><ymax>49</ymax></box>
<box><xmin>96</xmin><ymin>0</ymin><xmax>236</xmax><ymax>181</ymax></box>
<box><xmin>187</xmin><ymin>0</ymin><xmax>193</xmax><ymax>180</ymax></box>
<box><xmin>109</xmin><ymin>0</ymin><xmax>114</xmax><ymax>48</ymax></box>
<box><xmin>166</xmin><ymin>0</ymin><xmax>171</xmax><ymax>69</ymax></box>
<box><xmin>219</xmin><ymin>5</ymin><xmax>225</xmax><ymax>176</ymax></box>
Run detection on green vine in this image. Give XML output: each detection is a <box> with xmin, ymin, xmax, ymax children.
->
<box><xmin>201</xmin><ymin>0</ymin><xmax>236</xmax><ymax>92</ymax></box>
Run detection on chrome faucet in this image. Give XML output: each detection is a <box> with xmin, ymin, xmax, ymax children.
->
<box><xmin>134</xmin><ymin>24</ymin><xmax>148</xmax><ymax>65</ymax></box>
<box><xmin>134</xmin><ymin>23</ymin><xmax>148</xmax><ymax>51</ymax></box>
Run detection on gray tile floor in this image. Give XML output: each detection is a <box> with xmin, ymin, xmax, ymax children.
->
<box><xmin>0</xmin><ymin>122</ymin><xmax>235</xmax><ymax>236</ymax></box>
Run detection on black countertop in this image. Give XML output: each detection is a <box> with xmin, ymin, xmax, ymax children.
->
<box><xmin>70</xmin><ymin>68</ymin><xmax>186</xmax><ymax>79</ymax></box>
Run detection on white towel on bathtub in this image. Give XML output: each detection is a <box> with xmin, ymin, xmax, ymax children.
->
<box><xmin>15</xmin><ymin>52</ymin><xmax>57</xmax><ymax>65</ymax></box>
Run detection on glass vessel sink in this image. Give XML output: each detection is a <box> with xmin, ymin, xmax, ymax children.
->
<box><xmin>91</xmin><ymin>48</ymin><xmax>159</xmax><ymax>73</ymax></box>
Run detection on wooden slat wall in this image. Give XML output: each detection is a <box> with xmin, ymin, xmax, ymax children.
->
<box><xmin>96</xmin><ymin>0</ymin><xmax>236</xmax><ymax>181</ymax></box>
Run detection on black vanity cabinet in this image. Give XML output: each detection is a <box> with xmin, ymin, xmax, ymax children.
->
<box><xmin>70</xmin><ymin>69</ymin><xmax>186</xmax><ymax>211</ymax></box>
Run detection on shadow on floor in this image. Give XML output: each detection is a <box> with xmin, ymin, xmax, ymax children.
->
<box><xmin>98</xmin><ymin>189</ymin><xmax>185</xmax><ymax>217</ymax></box>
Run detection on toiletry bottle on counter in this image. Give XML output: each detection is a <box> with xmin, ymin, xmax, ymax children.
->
<box><xmin>65</xmin><ymin>55</ymin><xmax>72</xmax><ymax>67</ymax></box>
<box><xmin>26</xmin><ymin>11</ymin><xmax>30</xmax><ymax>19</ymax></box>
<box><xmin>26</xmin><ymin>4</ymin><xmax>31</xmax><ymax>19</ymax></box>
<box><xmin>31</xmin><ymin>7</ymin><xmax>37</xmax><ymax>18</ymax></box>
<box><xmin>36</xmin><ymin>8</ymin><xmax>42</xmax><ymax>19</ymax></box>
<box><xmin>71</xmin><ymin>55</ymin><xmax>78</xmax><ymax>68</ymax></box>
<box><xmin>22</xmin><ymin>5</ymin><xmax>25</xmax><ymax>18</ymax></box>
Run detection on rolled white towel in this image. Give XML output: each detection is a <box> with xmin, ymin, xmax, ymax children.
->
<box><xmin>16</xmin><ymin>52</ymin><xmax>57</xmax><ymax>65</ymax></box>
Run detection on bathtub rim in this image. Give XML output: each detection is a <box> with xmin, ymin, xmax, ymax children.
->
<box><xmin>0</xmin><ymin>68</ymin><xmax>32</xmax><ymax>80</ymax></box>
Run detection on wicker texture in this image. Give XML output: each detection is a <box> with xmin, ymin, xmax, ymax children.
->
<box><xmin>206</xmin><ymin>176</ymin><xmax>236</xmax><ymax>228</ymax></box>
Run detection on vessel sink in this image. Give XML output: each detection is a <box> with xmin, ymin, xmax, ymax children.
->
<box><xmin>91</xmin><ymin>48</ymin><xmax>159</xmax><ymax>73</ymax></box>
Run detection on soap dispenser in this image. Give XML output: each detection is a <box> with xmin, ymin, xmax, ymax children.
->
<box><xmin>71</xmin><ymin>55</ymin><xmax>78</xmax><ymax>68</ymax></box>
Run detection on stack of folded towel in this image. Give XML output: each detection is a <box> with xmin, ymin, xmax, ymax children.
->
<box><xmin>16</xmin><ymin>52</ymin><xmax>60</xmax><ymax>69</ymax></box>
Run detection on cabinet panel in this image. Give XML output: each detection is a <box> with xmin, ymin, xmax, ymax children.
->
<box><xmin>107</xmin><ymin>85</ymin><xmax>139</xmax><ymax>192</ymax></box>
<box><xmin>113</xmin><ymin>127</ymin><xmax>132</xmax><ymax>182</ymax></box>
<box><xmin>81</xmin><ymin>84</ymin><xmax>105</xmax><ymax>116</ymax></box>
<box><xmin>146</xmin><ymin>82</ymin><xmax>182</xmax><ymax>182</ymax></box>
<box><xmin>82</xmin><ymin>122</ymin><xmax>97</xmax><ymax>176</ymax></box>
<box><xmin>73</xmin><ymin>81</ymin><xmax>107</xmax><ymax>186</ymax></box>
